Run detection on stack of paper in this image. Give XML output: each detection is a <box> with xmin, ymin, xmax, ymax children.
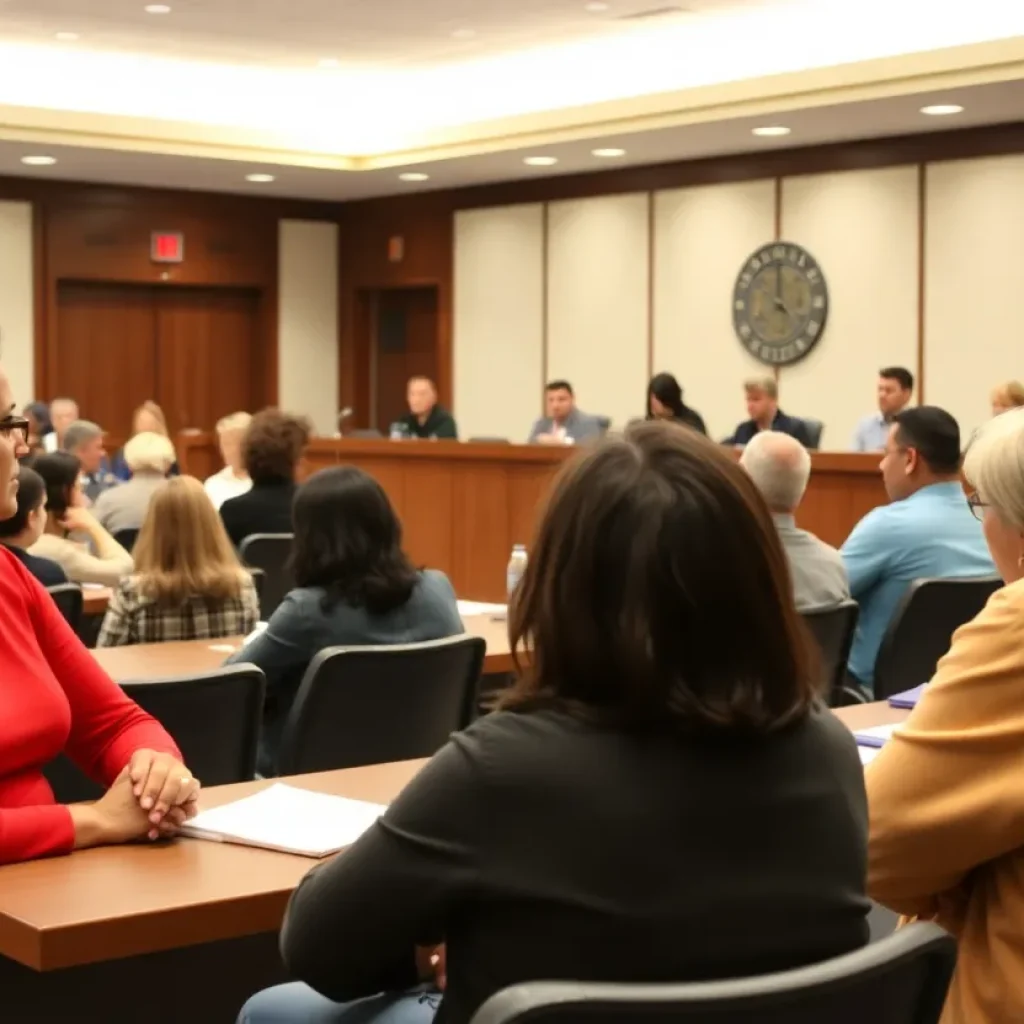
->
<box><xmin>457</xmin><ymin>600</ymin><xmax>507</xmax><ymax>617</ymax></box>
<box><xmin>888</xmin><ymin>684</ymin><xmax>926</xmax><ymax>709</ymax></box>
<box><xmin>180</xmin><ymin>783</ymin><xmax>387</xmax><ymax>858</ymax></box>
<box><xmin>854</xmin><ymin>723</ymin><xmax>902</xmax><ymax>749</ymax></box>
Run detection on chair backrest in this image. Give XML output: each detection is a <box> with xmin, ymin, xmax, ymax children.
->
<box><xmin>873</xmin><ymin>575</ymin><xmax>1003</xmax><ymax>699</ymax></box>
<box><xmin>113</xmin><ymin>527</ymin><xmax>140</xmax><ymax>553</ymax></box>
<box><xmin>238</xmin><ymin>533</ymin><xmax>294</xmax><ymax>620</ymax></box>
<box><xmin>801</xmin><ymin>601</ymin><xmax>860</xmax><ymax>705</ymax></box>
<box><xmin>802</xmin><ymin>418</ymin><xmax>824</xmax><ymax>450</ymax></box>
<box><xmin>248</xmin><ymin>566</ymin><xmax>266</xmax><ymax>603</ymax></box>
<box><xmin>277</xmin><ymin>634</ymin><xmax>486</xmax><ymax>775</ymax></box>
<box><xmin>470</xmin><ymin>922</ymin><xmax>955</xmax><ymax>1024</ymax></box>
<box><xmin>594</xmin><ymin>415</ymin><xmax>612</xmax><ymax>434</ymax></box>
<box><xmin>47</xmin><ymin>583</ymin><xmax>83</xmax><ymax>634</ymax></box>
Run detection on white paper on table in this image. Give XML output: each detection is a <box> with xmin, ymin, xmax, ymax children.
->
<box><xmin>854</xmin><ymin>723</ymin><xmax>902</xmax><ymax>744</ymax></box>
<box><xmin>180</xmin><ymin>783</ymin><xmax>387</xmax><ymax>858</ymax></box>
<box><xmin>457</xmin><ymin>600</ymin><xmax>507</xmax><ymax>617</ymax></box>
<box><xmin>80</xmin><ymin>582</ymin><xmax>105</xmax><ymax>590</ymax></box>
<box><xmin>858</xmin><ymin>745</ymin><xmax>881</xmax><ymax>766</ymax></box>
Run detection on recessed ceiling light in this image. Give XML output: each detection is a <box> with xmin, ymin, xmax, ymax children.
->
<box><xmin>920</xmin><ymin>104</ymin><xmax>963</xmax><ymax>116</ymax></box>
<box><xmin>524</xmin><ymin>156</ymin><xmax>558</xmax><ymax>166</ymax></box>
<box><xmin>592</xmin><ymin>147</ymin><xmax>626</xmax><ymax>158</ymax></box>
<box><xmin>585</xmin><ymin>1</ymin><xmax>610</xmax><ymax>10</ymax></box>
<box><xmin>21</xmin><ymin>155</ymin><xmax>57</xmax><ymax>166</ymax></box>
<box><xmin>451</xmin><ymin>27</ymin><xmax>476</xmax><ymax>39</ymax></box>
<box><xmin>55</xmin><ymin>31</ymin><xmax>79</xmax><ymax>41</ymax></box>
<box><xmin>399</xmin><ymin>172</ymin><xmax>430</xmax><ymax>182</ymax></box>
<box><xmin>245</xmin><ymin>173</ymin><xmax>275</xmax><ymax>183</ymax></box>
<box><xmin>144</xmin><ymin>4</ymin><xmax>171</xmax><ymax>13</ymax></box>
<box><xmin>317</xmin><ymin>58</ymin><xmax>340</xmax><ymax>68</ymax></box>
<box><xmin>751</xmin><ymin>126</ymin><xmax>791</xmax><ymax>137</ymax></box>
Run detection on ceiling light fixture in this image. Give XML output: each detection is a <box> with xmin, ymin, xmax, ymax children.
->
<box><xmin>920</xmin><ymin>104</ymin><xmax>964</xmax><ymax>116</ymax></box>
<box><xmin>399</xmin><ymin>172</ymin><xmax>430</xmax><ymax>182</ymax></box>
<box><xmin>592</xmin><ymin>147</ymin><xmax>626</xmax><ymax>157</ymax></box>
<box><xmin>21</xmin><ymin>155</ymin><xmax>57</xmax><ymax>166</ymax></box>
<box><xmin>751</xmin><ymin>126</ymin><xmax>791</xmax><ymax>137</ymax></box>
<box><xmin>524</xmin><ymin>156</ymin><xmax>558</xmax><ymax>166</ymax></box>
<box><xmin>55</xmin><ymin>31</ymin><xmax>79</xmax><ymax>41</ymax></box>
<box><xmin>144</xmin><ymin>4</ymin><xmax>172</xmax><ymax>13</ymax></box>
<box><xmin>317</xmin><ymin>57</ymin><xmax>341</xmax><ymax>68</ymax></box>
<box><xmin>245</xmin><ymin>173</ymin><xmax>275</xmax><ymax>183</ymax></box>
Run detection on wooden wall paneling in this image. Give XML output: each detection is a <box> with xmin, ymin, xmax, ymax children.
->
<box><xmin>400</xmin><ymin>460</ymin><xmax>455</xmax><ymax>575</ymax></box>
<box><xmin>451</xmin><ymin>461</ymin><xmax>511</xmax><ymax>601</ymax></box>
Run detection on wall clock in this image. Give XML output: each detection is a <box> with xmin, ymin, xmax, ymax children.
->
<box><xmin>732</xmin><ymin>241</ymin><xmax>829</xmax><ymax>367</ymax></box>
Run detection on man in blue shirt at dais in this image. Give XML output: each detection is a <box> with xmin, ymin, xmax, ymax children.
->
<box><xmin>841</xmin><ymin>406</ymin><xmax>994</xmax><ymax>693</ymax></box>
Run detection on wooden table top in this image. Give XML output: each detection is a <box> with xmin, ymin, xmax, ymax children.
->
<box><xmin>0</xmin><ymin>701</ymin><xmax>903</xmax><ymax>973</ymax></box>
<box><xmin>82</xmin><ymin>586</ymin><xmax>112</xmax><ymax>616</ymax></box>
<box><xmin>91</xmin><ymin>613</ymin><xmax>515</xmax><ymax>679</ymax></box>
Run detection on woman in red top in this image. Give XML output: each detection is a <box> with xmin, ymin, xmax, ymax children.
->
<box><xmin>0</xmin><ymin>364</ymin><xmax>200</xmax><ymax>864</ymax></box>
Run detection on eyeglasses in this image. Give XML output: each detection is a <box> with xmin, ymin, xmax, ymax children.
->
<box><xmin>967</xmin><ymin>492</ymin><xmax>989</xmax><ymax>522</ymax></box>
<box><xmin>0</xmin><ymin>416</ymin><xmax>29</xmax><ymax>445</ymax></box>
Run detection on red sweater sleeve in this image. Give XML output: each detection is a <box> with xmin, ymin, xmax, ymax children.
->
<box><xmin>27</xmin><ymin>575</ymin><xmax>181</xmax><ymax>785</ymax></box>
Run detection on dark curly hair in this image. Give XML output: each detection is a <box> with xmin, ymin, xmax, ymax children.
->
<box><xmin>242</xmin><ymin>409</ymin><xmax>310</xmax><ymax>486</ymax></box>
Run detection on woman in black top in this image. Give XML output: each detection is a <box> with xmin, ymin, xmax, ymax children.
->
<box><xmin>238</xmin><ymin>423</ymin><xmax>869</xmax><ymax>1024</ymax></box>
<box><xmin>646</xmin><ymin>371</ymin><xmax>707</xmax><ymax>435</ymax></box>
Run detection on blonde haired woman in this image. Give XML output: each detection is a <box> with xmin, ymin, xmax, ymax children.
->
<box><xmin>990</xmin><ymin>380</ymin><xmax>1024</xmax><ymax>417</ymax></box>
<box><xmin>204</xmin><ymin>412</ymin><xmax>253</xmax><ymax>510</ymax></box>
<box><xmin>97</xmin><ymin>476</ymin><xmax>259</xmax><ymax>647</ymax></box>
<box><xmin>868</xmin><ymin>405</ymin><xmax>1024</xmax><ymax>1023</ymax></box>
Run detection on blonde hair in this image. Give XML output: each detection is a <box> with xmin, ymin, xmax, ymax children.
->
<box><xmin>991</xmin><ymin>381</ymin><xmax>1024</xmax><ymax>410</ymax></box>
<box><xmin>134</xmin><ymin>476</ymin><xmax>246</xmax><ymax>605</ymax></box>
<box><xmin>964</xmin><ymin>407</ymin><xmax>1024</xmax><ymax>531</ymax></box>
<box><xmin>217</xmin><ymin>411</ymin><xmax>252</xmax><ymax>435</ymax></box>
<box><xmin>743</xmin><ymin>375</ymin><xmax>778</xmax><ymax>400</ymax></box>
<box><xmin>124</xmin><ymin>431</ymin><xmax>176</xmax><ymax>474</ymax></box>
<box><xmin>134</xmin><ymin>400</ymin><xmax>168</xmax><ymax>436</ymax></box>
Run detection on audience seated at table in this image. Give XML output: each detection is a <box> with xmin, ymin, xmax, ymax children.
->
<box><xmin>63</xmin><ymin>420</ymin><xmax>118</xmax><ymax>504</ymax></box>
<box><xmin>110</xmin><ymin>401</ymin><xmax>180</xmax><ymax>482</ymax></box>
<box><xmin>238</xmin><ymin>422</ymin><xmax>869</xmax><ymax>1024</ymax></box>
<box><xmin>0</xmin><ymin>361</ymin><xmax>199</xmax><ymax>864</ymax></box>
<box><xmin>204</xmin><ymin>411</ymin><xmax>253</xmax><ymax>510</ymax></box>
<box><xmin>740</xmin><ymin>431</ymin><xmax>849</xmax><ymax>610</ymax></box>
<box><xmin>840</xmin><ymin>406</ymin><xmax>993</xmax><ymax>694</ymax></box>
<box><xmin>28</xmin><ymin>452</ymin><xmax>135</xmax><ymax>586</ymax></box>
<box><xmin>42</xmin><ymin>396</ymin><xmax>78</xmax><ymax>453</ymax></box>
<box><xmin>225</xmin><ymin>465</ymin><xmax>463</xmax><ymax>778</ymax></box>
<box><xmin>990</xmin><ymin>379</ymin><xmax>1024</xmax><ymax>417</ymax></box>
<box><xmin>0</xmin><ymin>465</ymin><xmax>68</xmax><ymax>587</ymax></box>
<box><xmin>220</xmin><ymin>409</ymin><xmax>310</xmax><ymax>548</ymax></box>
<box><xmin>528</xmin><ymin>379</ymin><xmax>603</xmax><ymax>444</ymax></box>
<box><xmin>724</xmin><ymin>376</ymin><xmax>812</xmax><ymax>447</ymax></box>
<box><xmin>867</xmin><ymin>406</ymin><xmax>1024</xmax><ymax>1024</ymax></box>
<box><xmin>93</xmin><ymin>431</ymin><xmax>176</xmax><ymax>534</ymax></box>
<box><xmin>97</xmin><ymin>476</ymin><xmax>260</xmax><ymax>647</ymax></box>
<box><xmin>645</xmin><ymin>371</ymin><xmax>707</xmax><ymax>435</ymax></box>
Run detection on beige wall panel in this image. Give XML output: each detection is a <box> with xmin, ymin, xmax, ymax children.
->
<box><xmin>278</xmin><ymin>220</ymin><xmax>339</xmax><ymax>435</ymax></box>
<box><xmin>925</xmin><ymin>155</ymin><xmax>1024</xmax><ymax>439</ymax></box>
<box><xmin>0</xmin><ymin>201</ymin><xmax>35</xmax><ymax>405</ymax></box>
<box><xmin>547</xmin><ymin>194</ymin><xmax>649</xmax><ymax>429</ymax></box>
<box><xmin>779</xmin><ymin>166</ymin><xmax>919</xmax><ymax>451</ymax></box>
<box><xmin>653</xmin><ymin>180</ymin><xmax>776</xmax><ymax>441</ymax></box>
<box><xmin>453</xmin><ymin>205</ymin><xmax>544</xmax><ymax>441</ymax></box>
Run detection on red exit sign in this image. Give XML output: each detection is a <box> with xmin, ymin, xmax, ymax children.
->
<box><xmin>151</xmin><ymin>231</ymin><xmax>184</xmax><ymax>263</ymax></box>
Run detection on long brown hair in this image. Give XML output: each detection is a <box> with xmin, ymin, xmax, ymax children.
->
<box><xmin>502</xmin><ymin>420</ymin><xmax>820</xmax><ymax>734</ymax></box>
<box><xmin>134</xmin><ymin>475</ymin><xmax>246</xmax><ymax>605</ymax></box>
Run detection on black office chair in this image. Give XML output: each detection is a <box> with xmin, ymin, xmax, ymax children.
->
<box><xmin>802</xmin><ymin>418</ymin><xmax>824</xmax><ymax>450</ymax></box>
<box><xmin>277</xmin><ymin>635</ymin><xmax>486</xmax><ymax>775</ymax></box>
<box><xmin>238</xmin><ymin>533</ymin><xmax>294</xmax><ymax>620</ymax></box>
<box><xmin>113</xmin><ymin>527</ymin><xmax>140</xmax><ymax>553</ymax></box>
<box><xmin>470</xmin><ymin>922</ymin><xmax>955</xmax><ymax>1024</ymax></box>
<box><xmin>594</xmin><ymin>416</ymin><xmax>612</xmax><ymax>435</ymax></box>
<box><xmin>46</xmin><ymin>583</ymin><xmax>83</xmax><ymax>635</ymax></box>
<box><xmin>248</xmin><ymin>567</ymin><xmax>266</xmax><ymax>606</ymax></box>
<box><xmin>801</xmin><ymin>601</ymin><xmax>863</xmax><ymax>706</ymax></box>
<box><xmin>42</xmin><ymin>665</ymin><xmax>266</xmax><ymax>803</ymax></box>
<box><xmin>872</xmin><ymin>575</ymin><xmax>1003</xmax><ymax>699</ymax></box>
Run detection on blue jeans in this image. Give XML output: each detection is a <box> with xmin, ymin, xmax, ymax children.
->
<box><xmin>238</xmin><ymin>983</ymin><xmax>439</xmax><ymax>1024</ymax></box>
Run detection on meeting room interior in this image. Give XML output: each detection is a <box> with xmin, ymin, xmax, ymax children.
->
<box><xmin>3</xmin><ymin>2</ymin><xmax>1024</xmax><ymax>1023</ymax></box>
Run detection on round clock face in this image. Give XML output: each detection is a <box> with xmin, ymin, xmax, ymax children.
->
<box><xmin>732</xmin><ymin>242</ymin><xmax>829</xmax><ymax>367</ymax></box>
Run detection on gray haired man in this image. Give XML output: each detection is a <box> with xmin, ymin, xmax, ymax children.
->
<box><xmin>64</xmin><ymin>420</ymin><xmax>118</xmax><ymax>504</ymax></box>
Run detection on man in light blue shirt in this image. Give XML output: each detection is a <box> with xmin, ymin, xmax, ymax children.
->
<box><xmin>842</xmin><ymin>405</ymin><xmax>994</xmax><ymax>692</ymax></box>
<box><xmin>851</xmin><ymin>366</ymin><xmax>914</xmax><ymax>452</ymax></box>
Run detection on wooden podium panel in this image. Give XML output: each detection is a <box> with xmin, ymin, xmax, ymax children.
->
<box><xmin>178</xmin><ymin>435</ymin><xmax>887</xmax><ymax>603</ymax></box>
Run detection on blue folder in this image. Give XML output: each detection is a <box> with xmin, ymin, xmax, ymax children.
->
<box><xmin>887</xmin><ymin>684</ymin><xmax>926</xmax><ymax>709</ymax></box>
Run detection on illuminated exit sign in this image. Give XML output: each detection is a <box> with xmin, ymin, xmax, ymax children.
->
<box><xmin>151</xmin><ymin>231</ymin><xmax>184</xmax><ymax>263</ymax></box>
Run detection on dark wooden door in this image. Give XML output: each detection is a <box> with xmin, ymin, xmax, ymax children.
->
<box><xmin>373</xmin><ymin>286</ymin><xmax>439</xmax><ymax>431</ymax></box>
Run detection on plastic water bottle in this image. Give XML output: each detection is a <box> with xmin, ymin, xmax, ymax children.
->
<box><xmin>389</xmin><ymin>422</ymin><xmax>406</xmax><ymax>440</ymax></box>
<box><xmin>506</xmin><ymin>544</ymin><xmax>528</xmax><ymax>601</ymax></box>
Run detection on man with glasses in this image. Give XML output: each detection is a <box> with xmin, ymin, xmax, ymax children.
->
<box><xmin>840</xmin><ymin>406</ymin><xmax>994</xmax><ymax>694</ymax></box>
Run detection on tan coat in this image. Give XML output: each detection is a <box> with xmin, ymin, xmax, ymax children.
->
<box><xmin>867</xmin><ymin>576</ymin><xmax>1024</xmax><ymax>1023</ymax></box>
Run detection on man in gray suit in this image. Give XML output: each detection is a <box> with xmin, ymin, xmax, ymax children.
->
<box><xmin>528</xmin><ymin>380</ymin><xmax>604</xmax><ymax>445</ymax></box>
<box><xmin>740</xmin><ymin>431</ymin><xmax>850</xmax><ymax>610</ymax></box>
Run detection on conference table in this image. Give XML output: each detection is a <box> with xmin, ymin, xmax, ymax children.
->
<box><xmin>178</xmin><ymin>434</ymin><xmax>888</xmax><ymax>603</ymax></box>
<box><xmin>0</xmin><ymin>700</ymin><xmax>906</xmax><ymax>1023</ymax></box>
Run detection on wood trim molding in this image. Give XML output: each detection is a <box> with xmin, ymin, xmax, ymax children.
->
<box><xmin>917</xmin><ymin>162</ymin><xmax>927</xmax><ymax>405</ymax></box>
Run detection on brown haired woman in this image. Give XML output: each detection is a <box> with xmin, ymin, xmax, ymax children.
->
<box><xmin>239</xmin><ymin>421</ymin><xmax>869</xmax><ymax>1024</ymax></box>
<box><xmin>97</xmin><ymin>476</ymin><xmax>259</xmax><ymax>646</ymax></box>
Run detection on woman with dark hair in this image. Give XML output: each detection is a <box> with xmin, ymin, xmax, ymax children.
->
<box><xmin>239</xmin><ymin>422</ymin><xmax>869</xmax><ymax>1024</ymax></box>
<box><xmin>0</xmin><ymin>466</ymin><xmax>68</xmax><ymax>586</ymax></box>
<box><xmin>225</xmin><ymin>466</ymin><xmax>463</xmax><ymax>776</ymax></box>
<box><xmin>646</xmin><ymin>372</ymin><xmax>707</xmax><ymax>435</ymax></box>
<box><xmin>27</xmin><ymin>452</ymin><xmax>134</xmax><ymax>586</ymax></box>
<box><xmin>22</xmin><ymin>402</ymin><xmax>52</xmax><ymax>454</ymax></box>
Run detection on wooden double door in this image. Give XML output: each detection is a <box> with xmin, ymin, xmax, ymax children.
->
<box><xmin>54</xmin><ymin>282</ymin><xmax>268</xmax><ymax>440</ymax></box>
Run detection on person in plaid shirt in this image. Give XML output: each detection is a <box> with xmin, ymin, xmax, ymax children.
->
<box><xmin>97</xmin><ymin>476</ymin><xmax>259</xmax><ymax>647</ymax></box>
